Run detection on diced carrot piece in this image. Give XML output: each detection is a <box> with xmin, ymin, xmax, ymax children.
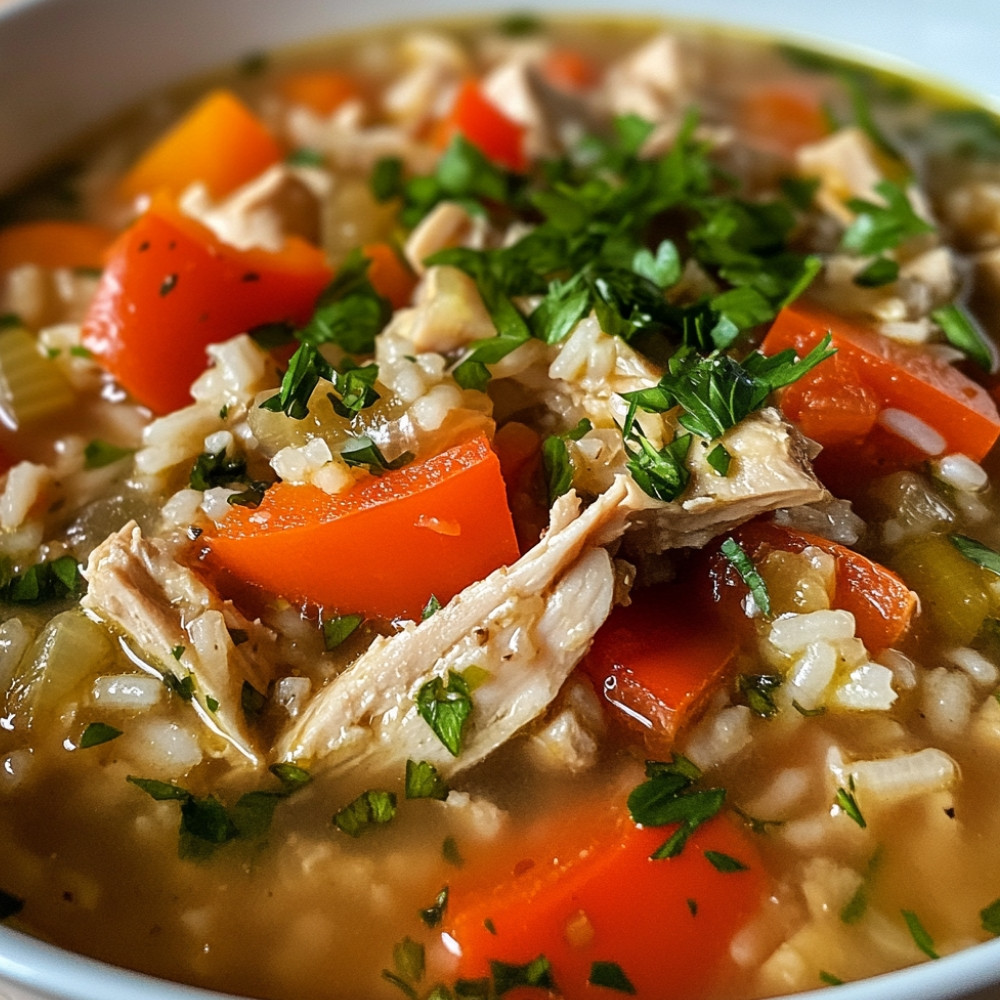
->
<box><xmin>762</xmin><ymin>300</ymin><xmax>1000</xmax><ymax>494</ymax></box>
<box><xmin>360</xmin><ymin>242</ymin><xmax>416</xmax><ymax>310</ymax></box>
<box><xmin>738</xmin><ymin>84</ymin><xmax>830</xmax><ymax>156</ymax></box>
<box><xmin>206</xmin><ymin>435</ymin><xmax>520</xmax><ymax>620</ymax></box>
<box><xmin>540</xmin><ymin>47</ymin><xmax>599</xmax><ymax>92</ymax></box>
<box><xmin>444</xmin><ymin>800</ymin><xmax>765</xmax><ymax>1000</ymax></box>
<box><xmin>277</xmin><ymin>70</ymin><xmax>361</xmax><ymax>116</ymax></box>
<box><xmin>81</xmin><ymin>195</ymin><xmax>331</xmax><ymax>414</ymax></box>
<box><xmin>0</xmin><ymin>221</ymin><xmax>116</xmax><ymax>273</ymax></box>
<box><xmin>580</xmin><ymin>579</ymin><xmax>738</xmax><ymax>747</ymax></box>
<box><xmin>118</xmin><ymin>89</ymin><xmax>284</xmax><ymax>202</ymax></box>
<box><xmin>433</xmin><ymin>80</ymin><xmax>528</xmax><ymax>173</ymax></box>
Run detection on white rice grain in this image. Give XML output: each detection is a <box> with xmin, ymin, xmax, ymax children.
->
<box><xmin>922</xmin><ymin>667</ymin><xmax>974</xmax><ymax>740</ymax></box>
<box><xmin>0</xmin><ymin>461</ymin><xmax>50</xmax><ymax>529</ymax></box>
<box><xmin>120</xmin><ymin>718</ymin><xmax>203</xmax><ymax>774</ymax></box>
<box><xmin>933</xmin><ymin>453</ymin><xmax>989</xmax><ymax>492</ymax></box>
<box><xmin>786</xmin><ymin>641</ymin><xmax>838</xmax><ymax>710</ymax></box>
<box><xmin>877</xmin><ymin>408</ymin><xmax>946</xmax><ymax>456</ymax></box>
<box><xmin>683</xmin><ymin>704</ymin><xmax>752</xmax><ymax>771</ymax></box>
<box><xmin>274</xmin><ymin>676</ymin><xmax>312</xmax><ymax>718</ymax></box>
<box><xmin>876</xmin><ymin>648</ymin><xmax>918</xmax><ymax>691</ymax></box>
<box><xmin>90</xmin><ymin>674</ymin><xmax>163</xmax><ymax>711</ymax></box>
<box><xmin>768</xmin><ymin>610</ymin><xmax>856</xmax><ymax>655</ymax></box>
<box><xmin>834</xmin><ymin>746</ymin><xmax>958</xmax><ymax>803</ymax></box>
<box><xmin>945</xmin><ymin>646</ymin><xmax>999</xmax><ymax>687</ymax></box>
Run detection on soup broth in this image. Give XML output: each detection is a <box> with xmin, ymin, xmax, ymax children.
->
<box><xmin>3</xmin><ymin>14</ymin><xmax>1000</xmax><ymax>1000</ymax></box>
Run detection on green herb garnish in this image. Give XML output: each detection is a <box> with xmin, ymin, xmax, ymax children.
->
<box><xmin>333</xmin><ymin>789</ymin><xmax>397</xmax><ymax>837</ymax></box>
<box><xmin>835</xmin><ymin>784</ymin><xmax>867</xmax><ymax>828</ymax></box>
<box><xmin>902</xmin><ymin>909</ymin><xmax>939</xmax><ymax>959</ymax></box>
<box><xmin>405</xmin><ymin>759</ymin><xmax>450</xmax><ymax>801</ymax></box>
<box><xmin>322</xmin><ymin>613</ymin><xmax>364</xmax><ymax>650</ymax></box>
<box><xmin>932</xmin><ymin>304</ymin><xmax>993</xmax><ymax>372</ymax></box>
<box><xmin>416</xmin><ymin>671</ymin><xmax>474</xmax><ymax>757</ymax></box>
<box><xmin>419</xmin><ymin>886</ymin><xmax>449</xmax><ymax>928</ymax></box>
<box><xmin>79</xmin><ymin>722</ymin><xmax>122</xmax><ymax>748</ymax></box>
<box><xmin>84</xmin><ymin>439</ymin><xmax>134</xmax><ymax>469</ymax></box>
<box><xmin>588</xmin><ymin>961</ymin><xmax>637</xmax><ymax>994</ymax></box>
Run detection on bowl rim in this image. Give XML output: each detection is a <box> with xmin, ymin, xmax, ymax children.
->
<box><xmin>2</xmin><ymin>1</ymin><xmax>1000</xmax><ymax>999</ymax></box>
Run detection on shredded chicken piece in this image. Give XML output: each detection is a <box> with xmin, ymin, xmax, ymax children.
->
<box><xmin>622</xmin><ymin>409</ymin><xmax>827</xmax><ymax>551</ymax></box>
<box><xmin>180</xmin><ymin>164</ymin><xmax>328</xmax><ymax>252</ymax></box>
<box><xmin>796</xmin><ymin>127</ymin><xmax>884</xmax><ymax>222</ymax></box>
<box><xmin>276</xmin><ymin>478</ymin><xmax>630</xmax><ymax>777</ymax></box>
<box><xmin>601</xmin><ymin>33</ymin><xmax>689</xmax><ymax>123</ymax></box>
<box><xmin>81</xmin><ymin>522</ymin><xmax>275</xmax><ymax>763</ymax></box>
<box><xmin>404</xmin><ymin>202</ymin><xmax>489</xmax><ymax>274</ymax></box>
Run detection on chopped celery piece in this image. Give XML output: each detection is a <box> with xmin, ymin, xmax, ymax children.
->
<box><xmin>0</xmin><ymin>326</ymin><xmax>75</xmax><ymax>429</ymax></box>
<box><xmin>891</xmin><ymin>535</ymin><xmax>993</xmax><ymax>645</ymax></box>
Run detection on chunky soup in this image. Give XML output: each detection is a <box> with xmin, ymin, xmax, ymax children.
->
<box><xmin>4</xmin><ymin>14</ymin><xmax>1000</xmax><ymax>1000</ymax></box>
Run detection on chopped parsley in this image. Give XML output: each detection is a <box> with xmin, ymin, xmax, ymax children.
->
<box><xmin>841</xmin><ymin>847</ymin><xmax>882</xmax><ymax>925</ymax></box>
<box><xmin>79</xmin><ymin>722</ymin><xmax>122</xmax><ymax>748</ymax></box>
<box><xmin>588</xmin><ymin>961</ymin><xmax>637</xmax><ymax>994</ymax></box>
<box><xmin>416</xmin><ymin>671</ymin><xmax>474</xmax><ymax>757</ymax></box>
<box><xmin>163</xmin><ymin>670</ymin><xmax>194</xmax><ymax>701</ymax></box>
<box><xmin>241</xmin><ymin>681</ymin><xmax>267</xmax><ymax>720</ymax></box>
<box><xmin>339</xmin><ymin>434</ymin><xmax>413</xmax><ymax>474</ymax></box>
<box><xmin>932</xmin><ymin>304</ymin><xmax>993</xmax><ymax>372</ymax></box>
<box><xmin>819</xmin><ymin>970</ymin><xmax>844</xmax><ymax>986</ymax></box>
<box><xmin>442</xmin><ymin>835</ymin><xmax>464</xmax><ymax>867</ymax></box>
<box><xmin>419</xmin><ymin>885</ymin><xmax>449</xmax><ymax>928</ymax></box>
<box><xmin>127</xmin><ymin>766</ymin><xmax>309</xmax><ymax>859</ymax></box>
<box><xmin>170</xmin><ymin>645</ymin><xmax>185</xmax><ymax>661</ymax></box>
<box><xmin>901</xmin><ymin>909</ymin><xmax>939</xmax><ymax>959</ymax></box>
<box><xmin>980</xmin><ymin>897</ymin><xmax>1000</xmax><ymax>936</ymax></box>
<box><xmin>189</xmin><ymin>448</ymin><xmax>249</xmax><ymax>491</ymax></box>
<box><xmin>259</xmin><ymin>252</ymin><xmax>393</xmax><ymax>419</ymax></box>
<box><xmin>322</xmin><ymin>613</ymin><xmax>364</xmax><ymax>650</ymax></box>
<box><xmin>835</xmin><ymin>784</ymin><xmax>867</xmax><ymax>828</ymax></box>
<box><xmin>720</xmin><ymin>537</ymin><xmax>772</xmax><ymax>617</ymax></box>
<box><xmin>491</xmin><ymin>956</ymin><xmax>555</xmax><ymax>995</ymax></box>
<box><xmin>627</xmin><ymin>755</ymin><xmax>726</xmax><ymax>859</ymax></box>
<box><xmin>333</xmin><ymin>789</ymin><xmax>397</xmax><ymax>837</ymax></box>
<box><xmin>421</xmin><ymin>594</ymin><xmax>442</xmax><ymax>620</ymax></box>
<box><xmin>0</xmin><ymin>555</ymin><xmax>84</xmax><ymax>604</ymax></box>
<box><xmin>405</xmin><ymin>759</ymin><xmax>450</xmax><ymax>801</ymax></box>
<box><xmin>738</xmin><ymin>673</ymin><xmax>782</xmax><ymax>718</ymax></box>
<box><xmin>83</xmin><ymin>439</ymin><xmax>134</xmax><ymax>469</ymax></box>
<box><xmin>841</xmin><ymin>180</ymin><xmax>934</xmax><ymax>257</ymax></box>
<box><xmin>706</xmin><ymin>442</ymin><xmax>732</xmax><ymax>476</ymax></box>
<box><xmin>541</xmin><ymin>418</ymin><xmax>592</xmax><ymax>505</ymax></box>
<box><xmin>704</xmin><ymin>850</ymin><xmax>749</xmax><ymax>873</ymax></box>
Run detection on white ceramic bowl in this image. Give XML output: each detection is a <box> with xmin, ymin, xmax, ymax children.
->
<box><xmin>1</xmin><ymin>1</ymin><xmax>1000</xmax><ymax>998</ymax></box>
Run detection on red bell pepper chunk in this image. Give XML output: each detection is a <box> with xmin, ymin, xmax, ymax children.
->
<box><xmin>435</xmin><ymin>81</ymin><xmax>528</xmax><ymax>173</ymax></box>
<box><xmin>580</xmin><ymin>579</ymin><xmax>739</xmax><ymax>748</ymax></box>
<box><xmin>710</xmin><ymin>520</ymin><xmax>916</xmax><ymax>653</ymax></box>
<box><xmin>762</xmin><ymin>300</ymin><xmax>1000</xmax><ymax>494</ymax></box>
<box><xmin>81</xmin><ymin>197</ymin><xmax>332</xmax><ymax>414</ymax></box>
<box><xmin>206</xmin><ymin>434</ymin><xmax>519</xmax><ymax>621</ymax></box>
<box><xmin>443</xmin><ymin>801</ymin><xmax>765</xmax><ymax>1000</ymax></box>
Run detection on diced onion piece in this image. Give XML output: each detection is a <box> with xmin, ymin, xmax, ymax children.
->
<box><xmin>0</xmin><ymin>326</ymin><xmax>75</xmax><ymax>429</ymax></box>
<box><xmin>829</xmin><ymin>662</ymin><xmax>897</xmax><ymax>711</ymax></box>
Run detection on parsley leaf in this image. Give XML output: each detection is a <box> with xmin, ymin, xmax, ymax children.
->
<box><xmin>189</xmin><ymin>448</ymin><xmax>248</xmax><ymax>491</ymax></box>
<box><xmin>491</xmin><ymin>956</ymin><xmax>555</xmax><ymax>995</ymax></box>
<box><xmin>405</xmin><ymin>759</ymin><xmax>450</xmax><ymax>801</ymax></box>
<box><xmin>627</xmin><ymin>756</ymin><xmax>726</xmax><ymax>859</ymax></box>
<box><xmin>932</xmin><ymin>304</ymin><xmax>993</xmax><ymax>372</ymax></box>
<box><xmin>79</xmin><ymin>722</ymin><xmax>122</xmax><ymax>748</ymax></box>
<box><xmin>901</xmin><ymin>909</ymin><xmax>939</xmax><ymax>959</ymax></box>
<box><xmin>322</xmin><ymin>613</ymin><xmax>364</xmax><ymax>651</ymax></box>
<box><xmin>419</xmin><ymin>885</ymin><xmax>449</xmax><ymax>928</ymax></box>
<box><xmin>416</xmin><ymin>671</ymin><xmax>474</xmax><ymax>757</ymax></box>
<box><xmin>704</xmin><ymin>850</ymin><xmax>749</xmax><ymax>872</ymax></box>
<box><xmin>622</xmin><ymin>426</ymin><xmax>692</xmax><ymax>503</ymax></box>
<box><xmin>835</xmin><ymin>785</ymin><xmax>867</xmax><ymax>828</ymax></box>
<box><xmin>949</xmin><ymin>534</ymin><xmax>1000</xmax><ymax>574</ymax></box>
<box><xmin>589</xmin><ymin>961</ymin><xmax>637</xmax><ymax>994</ymax></box>
<box><xmin>738</xmin><ymin>673</ymin><xmax>782</xmax><ymax>717</ymax></box>
<box><xmin>333</xmin><ymin>789</ymin><xmax>397</xmax><ymax>837</ymax></box>
<box><xmin>83</xmin><ymin>439</ymin><xmax>134</xmax><ymax>469</ymax></box>
<box><xmin>841</xmin><ymin>180</ymin><xmax>934</xmax><ymax>256</ymax></box>
<box><xmin>721</xmin><ymin>537</ymin><xmax>772</xmax><ymax>617</ymax></box>
<box><xmin>0</xmin><ymin>555</ymin><xmax>84</xmax><ymax>604</ymax></box>
<box><xmin>980</xmin><ymin>897</ymin><xmax>1000</xmax><ymax>936</ymax></box>
<box><xmin>541</xmin><ymin>418</ymin><xmax>592</xmax><ymax>505</ymax></box>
